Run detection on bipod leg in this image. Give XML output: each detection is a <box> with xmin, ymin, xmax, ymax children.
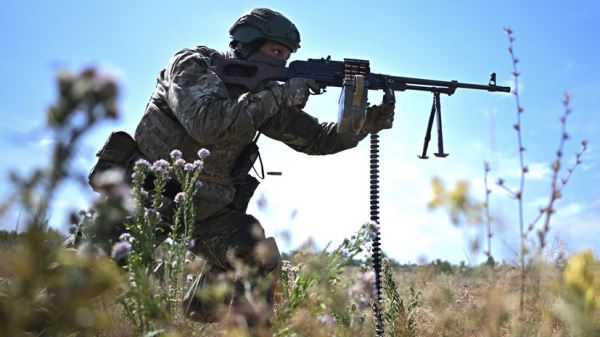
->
<box><xmin>418</xmin><ymin>93</ymin><xmax>437</xmax><ymax>159</ymax></box>
<box><xmin>433</xmin><ymin>92</ymin><xmax>449</xmax><ymax>157</ymax></box>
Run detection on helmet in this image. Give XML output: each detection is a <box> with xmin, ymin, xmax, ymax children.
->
<box><xmin>229</xmin><ymin>8</ymin><xmax>300</xmax><ymax>52</ymax></box>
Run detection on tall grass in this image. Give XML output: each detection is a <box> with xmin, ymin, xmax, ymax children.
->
<box><xmin>0</xmin><ymin>30</ymin><xmax>599</xmax><ymax>337</ymax></box>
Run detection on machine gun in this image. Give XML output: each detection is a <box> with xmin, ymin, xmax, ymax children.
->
<box><xmin>212</xmin><ymin>56</ymin><xmax>511</xmax><ymax>158</ymax></box>
<box><xmin>213</xmin><ymin>55</ymin><xmax>511</xmax><ymax>337</ymax></box>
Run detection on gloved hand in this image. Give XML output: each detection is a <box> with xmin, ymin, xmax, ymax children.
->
<box><xmin>269</xmin><ymin>78</ymin><xmax>320</xmax><ymax>109</ymax></box>
<box><xmin>362</xmin><ymin>101</ymin><xmax>395</xmax><ymax>134</ymax></box>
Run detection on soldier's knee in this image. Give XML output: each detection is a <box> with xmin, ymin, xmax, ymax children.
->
<box><xmin>253</xmin><ymin>237</ymin><xmax>282</xmax><ymax>276</ymax></box>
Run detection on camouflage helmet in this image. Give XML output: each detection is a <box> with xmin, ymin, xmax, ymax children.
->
<box><xmin>229</xmin><ymin>8</ymin><xmax>301</xmax><ymax>52</ymax></box>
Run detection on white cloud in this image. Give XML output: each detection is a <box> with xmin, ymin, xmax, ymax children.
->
<box><xmin>247</xmin><ymin>134</ymin><xmax>496</xmax><ymax>263</ymax></box>
<box><xmin>23</xmin><ymin>116</ymin><xmax>591</xmax><ymax>265</ymax></box>
<box><xmin>38</xmin><ymin>137</ymin><xmax>55</xmax><ymax>147</ymax></box>
<box><xmin>527</xmin><ymin>162</ymin><xmax>551</xmax><ymax>180</ymax></box>
<box><xmin>527</xmin><ymin>196</ymin><xmax>550</xmax><ymax>209</ymax></box>
<box><xmin>522</xmin><ymin>198</ymin><xmax>600</xmax><ymax>255</ymax></box>
<box><xmin>492</xmin><ymin>158</ymin><xmax>550</xmax><ymax>182</ymax></box>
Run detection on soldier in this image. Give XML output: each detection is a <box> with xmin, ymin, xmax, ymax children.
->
<box><xmin>95</xmin><ymin>7</ymin><xmax>394</xmax><ymax>328</ymax></box>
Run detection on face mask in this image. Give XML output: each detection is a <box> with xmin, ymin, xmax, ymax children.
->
<box><xmin>246</xmin><ymin>50</ymin><xmax>287</xmax><ymax>67</ymax></box>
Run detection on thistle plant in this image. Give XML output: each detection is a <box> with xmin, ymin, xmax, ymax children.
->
<box><xmin>118</xmin><ymin>159</ymin><xmax>165</xmax><ymax>331</ymax></box>
<box><xmin>162</xmin><ymin>149</ymin><xmax>207</xmax><ymax>301</ymax></box>
<box><xmin>118</xmin><ymin>149</ymin><xmax>209</xmax><ymax>333</ymax></box>
<box><xmin>0</xmin><ymin>67</ymin><xmax>123</xmax><ymax>337</ymax></box>
<box><xmin>1</xmin><ymin>68</ymin><xmax>117</xmax><ymax>236</ymax></box>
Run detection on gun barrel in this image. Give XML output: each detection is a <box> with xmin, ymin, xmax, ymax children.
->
<box><xmin>369</xmin><ymin>73</ymin><xmax>511</xmax><ymax>95</ymax></box>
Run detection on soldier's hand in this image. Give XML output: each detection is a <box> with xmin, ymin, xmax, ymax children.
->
<box><xmin>271</xmin><ymin>78</ymin><xmax>320</xmax><ymax>109</ymax></box>
<box><xmin>363</xmin><ymin>101</ymin><xmax>395</xmax><ymax>134</ymax></box>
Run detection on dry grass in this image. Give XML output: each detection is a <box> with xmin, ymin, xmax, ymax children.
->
<box><xmin>73</xmin><ymin>258</ymin><xmax>597</xmax><ymax>337</ymax></box>
<box><xmin>1</xmin><ymin>29</ymin><xmax>598</xmax><ymax>337</ymax></box>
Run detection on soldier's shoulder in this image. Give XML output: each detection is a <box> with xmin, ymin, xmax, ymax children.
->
<box><xmin>167</xmin><ymin>45</ymin><xmax>222</xmax><ymax>73</ymax></box>
<box><xmin>194</xmin><ymin>45</ymin><xmax>223</xmax><ymax>58</ymax></box>
<box><xmin>171</xmin><ymin>45</ymin><xmax>224</xmax><ymax>62</ymax></box>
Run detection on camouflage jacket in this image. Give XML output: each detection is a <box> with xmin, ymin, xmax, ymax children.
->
<box><xmin>134</xmin><ymin>46</ymin><xmax>368</xmax><ymax>220</ymax></box>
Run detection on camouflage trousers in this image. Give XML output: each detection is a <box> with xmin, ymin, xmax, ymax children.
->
<box><xmin>182</xmin><ymin>207</ymin><xmax>282</xmax><ymax>326</ymax></box>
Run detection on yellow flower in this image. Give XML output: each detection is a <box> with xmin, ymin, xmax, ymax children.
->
<box><xmin>564</xmin><ymin>249</ymin><xmax>600</xmax><ymax>308</ymax></box>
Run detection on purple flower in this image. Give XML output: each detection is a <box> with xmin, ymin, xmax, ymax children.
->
<box><xmin>135</xmin><ymin>159</ymin><xmax>150</xmax><ymax>169</ymax></box>
<box><xmin>111</xmin><ymin>241</ymin><xmax>132</xmax><ymax>261</ymax></box>
<box><xmin>349</xmin><ymin>271</ymin><xmax>376</xmax><ymax>310</ymax></box>
<box><xmin>174</xmin><ymin>192</ymin><xmax>186</xmax><ymax>204</ymax></box>
<box><xmin>184</xmin><ymin>163</ymin><xmax>195</xmax><ymax>172</ymax></box>
<box><xmin>174</xmin><ymin>158</ymin><xmax>186</xmax><ymax>167</ymax></box>
<box><xmin>152</xmin><ymin>159</ymin><xmax>171</xmax><ymax>174</ymax></box>
<box><xmin>170</xmin><ymin>149</ymin><xmax>182</xmax><ymax>161</ymax></box>
<box><xmin>197</xmin><ymin>148</ymin><xmax>210</xmax><ymax>160</ymax></box>
<box><xmin>193</xmin><ymin>160</ymin><xmax>203</xmax><ymax>170</ymax></box>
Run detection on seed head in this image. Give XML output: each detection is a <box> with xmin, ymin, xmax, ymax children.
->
<box><xmin>135</xmin><ymin>159</ymin><xmax>150</xmax><ymax>169</ymax></box>
<box><xmin>197</xmin><ymin>148</ymin><xmax>210</xmax><ymax>159</ymax></box>
<box><xmin>582</xmin><ymin>140</ymin><xmax>589</xmax><ymax>148</ymax></box>
<box><xmin>152</xmin><ymin>159</ymin><xmax>171</xmax><ymax>174</ymax></box>
<box><xmin>174</xmin><ymin>158</ymin><xmax>186</xmax><ymax>167</ymax></box>
<box><xmin>111</xmin><ymin>241</ymin><xmax>132</xmax><ymax>261</ymax></box>
<box><xmin>170</xmin><ymin>149</ymin><xmax>182</xmax><ymax>161</ymax></box>
<box><xmin>193</xmin><ymin>160</ymin><xmax>203</xmax><ymax>170</ymax></box>
<box><xmin>184</xmin><ymin>163</ymin><xmax>195</xmax><ymax>172</ymax></box>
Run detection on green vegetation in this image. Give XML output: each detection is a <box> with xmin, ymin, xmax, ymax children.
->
<box><xmin>0</xmin><ymin>29</ymin><xmax>598</xmax><ymax>337</ymax></box>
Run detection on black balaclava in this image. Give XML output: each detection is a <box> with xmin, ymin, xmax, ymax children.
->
<box><xmin>230</xmin><ymin>39</ymin><xmax>287</xmax><ymax>67</ymax></box>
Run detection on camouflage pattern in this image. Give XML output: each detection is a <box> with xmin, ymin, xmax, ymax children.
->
<box><xmin>134</xmin><ymin>45</ymin><xmax>368</xmax><ymax>324</ymax></box>
<box><xmin>363</xmin><ymin>102</ymin><xmax>395</xmax><ymax>133</ymax></box>
<box><xmin>182</xmin><ymin>208</ymin><xmax>281</xmax><ymax>323</ymax></box>
<box><xmin>134</xmin><ymin>45</ymin><xmax>368</xmax><ymax>221</ymax></box>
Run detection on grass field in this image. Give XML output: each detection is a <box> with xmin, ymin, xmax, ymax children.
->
<box><xmin>1</xmin><ymin>29</ymin><xmax>599</xmax><ymax>337</ymax></box>
<box><xmin>2</xmin><ymin>225</ymin><xmax>599</xmax><ymax>337</ymax></box>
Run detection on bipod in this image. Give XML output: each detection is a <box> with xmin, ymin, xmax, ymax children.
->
<box><xmin>418</xmin><ymin>91</ymin><xmax>449</xmax><ymax>159</ymax></box>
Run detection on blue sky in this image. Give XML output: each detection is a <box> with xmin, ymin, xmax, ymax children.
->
<box><xmin>1</xmin><ymin>1</ymin><xmax>598</xmax><ymax>264</ymax></box>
